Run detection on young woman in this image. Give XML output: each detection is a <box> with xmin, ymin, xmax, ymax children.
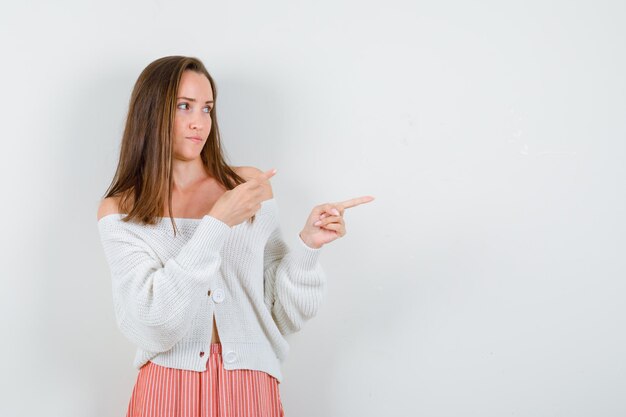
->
<box><xmin>96</xmin><ymin>55</ymin><xmax>373</xmax><ymax>417</ymax></box>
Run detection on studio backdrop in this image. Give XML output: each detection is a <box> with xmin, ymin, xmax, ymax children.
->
<box><xmin>1</xmin><ymin>0</ymin><xmax>624</xmax><ymax>416</ymax></box>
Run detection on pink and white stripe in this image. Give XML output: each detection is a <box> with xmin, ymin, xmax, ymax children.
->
<box><xmin>126</xmin><ymin>343</ymin><xmax>285</xmax><ymax>417</ymax></box>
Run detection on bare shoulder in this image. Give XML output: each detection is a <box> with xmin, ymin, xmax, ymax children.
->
<box><xmin>97</xmin><ymin>196</ymin><xmax>122</xmax><ymax>221</ymax></box>
<box><xmin>233</xmin><ymin>165</ymin><xmax>274</xmax><ymax>199</ymax></box>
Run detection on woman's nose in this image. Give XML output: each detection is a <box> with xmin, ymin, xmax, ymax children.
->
<box><xmin>190</xmin><ymin>117</ymin><xmax>203</xmax><ymax>131</ymax></box>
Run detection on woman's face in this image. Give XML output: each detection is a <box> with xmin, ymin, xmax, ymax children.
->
<box><xmin>172</xmin><ymin>70</ymin><xmax>214</xmax><ymax>161</ymax></box>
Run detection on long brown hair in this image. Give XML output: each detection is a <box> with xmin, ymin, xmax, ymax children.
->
<box><xmin>102</xmin><ymin>55</ymin><xmax>250</xmax><ymax>235</ymax></box>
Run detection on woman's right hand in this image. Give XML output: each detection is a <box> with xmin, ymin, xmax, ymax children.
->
<box><xmin>208</xmin><ymin>168</ymin><xmax>277</xmax><ymax>227</ymax></box>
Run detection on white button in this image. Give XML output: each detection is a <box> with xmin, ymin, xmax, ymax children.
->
<box><xmin>224</xmin><ymin>351</ymin><xmax>237</xmax><ymax>363</ymax></box>
<box><xmin>212</xmin><ymin>288</ymin><xmax>225</xmax><ymax>303</ymax></box>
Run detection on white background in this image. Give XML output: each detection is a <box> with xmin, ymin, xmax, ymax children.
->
<box><xmin>1</xmin><ymin>1</ymin><xmax>625</xmax><ymax>416</ymax></box>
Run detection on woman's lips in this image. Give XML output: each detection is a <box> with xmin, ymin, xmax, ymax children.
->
<box><xmin>186</xmin><ymin>137</ymin><xmax>202</xmax><ymax>143</ymax></box>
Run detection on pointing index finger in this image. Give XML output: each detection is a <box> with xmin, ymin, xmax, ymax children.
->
<box><xmin>335</xmin><ymin>195</ymin><xmax>375</xmax><ymax>210</ymax></box>
<box><xmin>258</xmin><ymin>168</ymin><xmax>277</xmax><ymax>180</ymax></box>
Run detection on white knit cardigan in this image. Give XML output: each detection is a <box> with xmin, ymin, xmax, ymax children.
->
<box><xmin>97</xmin><ymin>198</ymin><xmax>326</xmax><ymax>382</ymax></box>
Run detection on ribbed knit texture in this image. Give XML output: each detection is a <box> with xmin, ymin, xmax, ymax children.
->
<box><xmin>97</xmin><ymin>198</ymin><xmax>326</xmax><ymax>383</ymax></box>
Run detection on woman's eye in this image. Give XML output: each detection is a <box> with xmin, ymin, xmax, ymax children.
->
<box><xmin>203</xmin><ymin>107</ymin><xmax>212</xmax><ymax>113</ymax></box>
<box><xmin>177</xmin><ymin>103</ymin><xmax>189</xmax><ymax>110</ymax></box>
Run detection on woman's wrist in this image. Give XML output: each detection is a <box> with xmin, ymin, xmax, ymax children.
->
<box><xmin>299</xmin><ymin>232</ymin><xmax>322</xmax><ymax>249</ymax></box>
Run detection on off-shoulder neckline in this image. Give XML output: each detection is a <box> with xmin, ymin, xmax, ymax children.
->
<box><xmin>97</xmin><ymin>197</ymin><xmax>276</xmax><ymax>224</ymax></box>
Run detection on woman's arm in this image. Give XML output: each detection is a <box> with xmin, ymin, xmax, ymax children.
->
<box><xmin>263</xmin><ymin>225</ymin><xmax>327</xmax><ymax>336</ymax></box>
<box><xmin>97</xmin><ymin>213</ymin><xmax>230</xmax><ymax>352</ymax></box>
<box><xmin>234</xmin><ymin>166</ymin><xmax>327</xmax><ymax>334</ymax></box>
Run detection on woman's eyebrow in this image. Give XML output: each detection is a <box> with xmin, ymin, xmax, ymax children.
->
<box><xmin>177</xmin><ymin>96</ymin><xmax>214</xmax><ymax>104</ymax></box>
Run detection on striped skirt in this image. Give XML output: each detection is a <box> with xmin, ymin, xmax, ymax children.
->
<box><xmin>126</xmin><ymin>343</ymin><xmax>285</xmax><ymax>417</ymax></box>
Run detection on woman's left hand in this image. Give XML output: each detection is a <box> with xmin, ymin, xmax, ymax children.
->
<box><xmin>299</xmin><ymin>196</ymin><xmax>375</xmax><ymax>249</ymax></box>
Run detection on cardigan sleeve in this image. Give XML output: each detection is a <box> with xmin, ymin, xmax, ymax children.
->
<box><xmin>97</xmin><ymin>214</ymin><xmax>231</xmax><ymax>353</ymax></box>
<box><xmin>263</xmin><ymin>225</ymin><xmax>327</xmax><ymax>336</ymax></box>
